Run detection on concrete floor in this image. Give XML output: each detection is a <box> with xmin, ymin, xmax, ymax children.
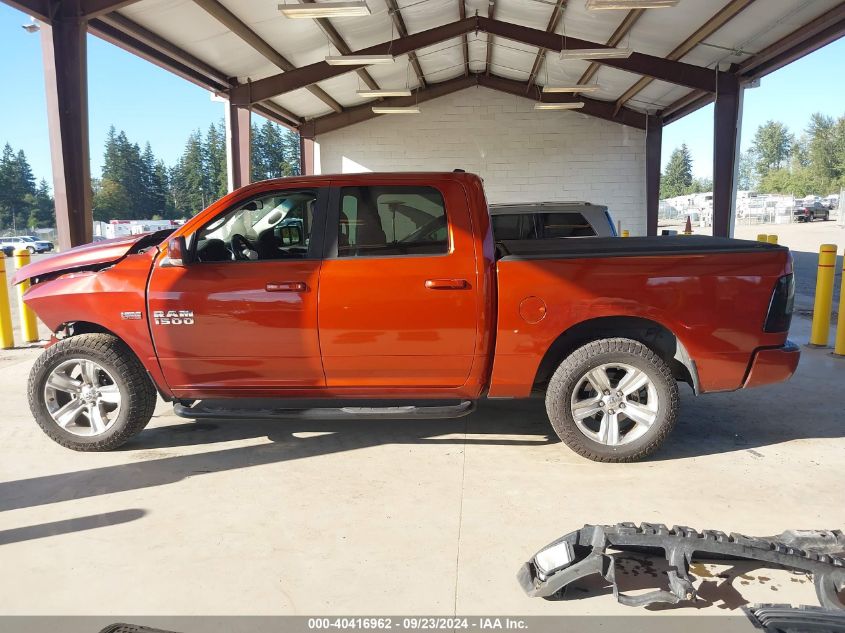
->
<box><xmin>0</xmin><ymin>313</ymin><xmax>842</xmax><ymax>616</ymax></box>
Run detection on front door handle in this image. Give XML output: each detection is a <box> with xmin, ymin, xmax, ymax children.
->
<box><xmin>425</xmin><ymin>278</ymin><xmax>469</xmax><ymax>290</ymax></box>
<box><xmin>266</xmin><ymin>281</ymin><xmax>308</xmax><ymax>292</ymax></box>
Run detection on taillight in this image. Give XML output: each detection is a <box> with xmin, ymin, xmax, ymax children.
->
<box><xmin>764</xmin><ymin>274</ymin><xmax>795</xmax><ymax>333</ymax></box>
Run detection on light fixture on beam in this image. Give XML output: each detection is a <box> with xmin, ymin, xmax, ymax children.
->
<box><xmin>542</xmin><ymin>85</ymin><xmax>600</xmax><ymax>93</ymax></box>
<box><xmin>356</xmin><ymin>88</ymin><xmax>413</xmax><ymax>98</ymax></box>
<box><xmin>586</xmin><ymin>0</ymin><xmax>679</xmax><ymax>9</ymax></box>
<box><xmin>325</xmin><ymin>54</ymin><xmax>395</xmax><ymax>66</ymax></box>
<box><xmin>534</xmin><ymin>102</ymin><xmax>585</xmax><ymax>111</ymax></box>
<box><xmin>561</xmin><ymin>48</ymin><xmax>633</xmax><ymax>60</ymax></box>
<box><xmin>372</xmin><ymin>106</ymin><xmax>421</xmax><ymax>114</ymax></box>
<box><xmin>279</xmin><ymin>1</ymin><xmax>371</xmax><ymax>18</ymax></box>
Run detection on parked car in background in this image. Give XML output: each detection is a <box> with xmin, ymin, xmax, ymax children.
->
<box><xmin>0</xmin><ymin>235</ymin><xmax>55</xmax><ymax>254</ymax></box>
<box><xmin>489</xmin><ymin>201</ymin><xmax>617</xmax><ymax>240</ymax></box>
<box><xmin>1</xmin><ymin>245</ymin><xmax>14</xmax><ymax>257</ymax></box>
<box><xmin>793</xmin><ymin>201</ymin><xmax>830</xmax><ymax>222</ymax></box>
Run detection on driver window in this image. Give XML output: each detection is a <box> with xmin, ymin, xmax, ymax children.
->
<box><xmin>195</xmin><ymin>189</ymin><xmax>317</xmax><ymax>263</ymax></box>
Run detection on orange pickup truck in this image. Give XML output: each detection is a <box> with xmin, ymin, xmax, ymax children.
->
<box><xmin>16</xmin><ymin>172</ymin><xmax>798</xmax><ymax>461</ymax></box>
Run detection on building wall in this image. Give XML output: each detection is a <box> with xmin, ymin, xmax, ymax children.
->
<box><xmin>315</xmin><ymin>86</ymin><xmax>648</xmax><ymax>235</ymax></box>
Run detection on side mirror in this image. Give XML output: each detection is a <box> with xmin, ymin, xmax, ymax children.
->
<box><xmin>165</xmin><ymin>236</ymin><xmax>194</xmax><ymax>266</ymax></box>
<box><xmin>279</xmin><ymin>225</ymin><xmax>303</xmax><ymax>246</ymax></box>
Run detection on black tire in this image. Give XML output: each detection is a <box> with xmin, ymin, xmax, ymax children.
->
<box><xmin>545</xmin><ymin>338</ymin><xmax>679</xmax><ymax>462</ymax></box>
<box><xmin>28</xmin><ymin>333</ymin><xmax>157</xmax><ymax>451</ymax></box>
<box><xmin>823</xmin><ymin>211</ymin><xmax>829</xmax><ymax>221</ymax></box>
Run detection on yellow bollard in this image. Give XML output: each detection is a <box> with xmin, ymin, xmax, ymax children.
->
<box><xmin>0</xmin><ymin>256</ymin><xmax>14</xmax><ymax>349</ymax></box>
<box><xmin>809</xmin><ymin>244</ymin><xmax>838</xmax><ymax>347</ymax></box>
<box><xmin>766</xmin><ymin>234</ymin><xmax>778</xmax><ymax>244</ymax></box>
<box><xmin>14</xmin><ymin>249</ymin><xmax>39</xmax><ymax>344</ymax></box>
<box><xmin>621</xmin><ymin>230</ymin><xmax>630</xmax><ymax>237</ymax></box>
<box><xmin>757</xmin><ymin>234</ymin><xmax>768</xmax><ymax>242</ymax></box>
<box><xmin>834</xmin><ymin>248</ymin><xmax>845</xmax><ymax>357</ymax></box>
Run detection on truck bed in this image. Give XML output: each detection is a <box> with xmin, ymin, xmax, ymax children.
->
<box><xmin>496</xmin><ymin>235</ymin><xmax>786</xmax><ymax>260</ymax></box>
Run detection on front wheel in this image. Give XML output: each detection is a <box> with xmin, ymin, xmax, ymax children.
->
<box><xmin>545</xmin><ymin>338</ymin><xmax>679</xmax><ymax>462</ymax></box>
<box><xmin>28</xmin><ymin>333</ymin><xmax>157</xmax><ymax>451</ymax></box>
<box><xmin>27</xmin><ymin>246</ymin><xmax>36</xmax><ymax>254</ymax></box>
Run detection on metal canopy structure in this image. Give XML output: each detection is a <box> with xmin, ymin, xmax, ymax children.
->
<box><xmin>4</xmin><ymin>0</ymin><xmax>845</xmax><ymax>247</ymax></box>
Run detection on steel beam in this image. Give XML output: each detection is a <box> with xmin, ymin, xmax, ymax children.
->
<box><xmin>577</xmin><ymin>9</ymin><xmax>644</xmax><ymax>86</ymax></box>
<box><xmin>231</xmin><ymin>18</ymin><xmax>476</xmax><ymax>105</ymax></box>
<box><xmin>299</xmin><ymin>137</ymin><xmax>315</xmax><ymax>176</ymax></box>
<box><xmin>485</xmin><ymin>2</ymin><xmax>496</xmax><ymax>75</ymax></box>
<box><xmin>613</xmin><ymin>0</ymin><xmax>756</xmax><ymax>112</ymax></box>
<box><xmin>303</xmin><ymin>73</ymin><xmax>647</xmax><ymax>136</ymax></box>
<box><xmin>712</xmin><ymin>72</ymin><xmax>741</xmax><ymax>238</ymax></box>
<box><xmin>2</xmin><ymin>0</ymin><xmax>50</xmax><ymax>21</ymax></box>
<box><xmin>659</xmin><ymin>89</ymin><xmax>712</xmax><ymax>125</ymax></box>
<box><xmin>80</xmin><ymin>0</ymin><xmax>141</xmax><ymax>19</ymax></box>
<box><xmin>302</xmin><ymin>75</ymin><xmax>476</xmax><ymax>137</ymax></box>
<box><xmin>40</xmin><ymin>9</ymin><xmax>93</xmax><ymax>248</ymax></box>
<box><xmin>236</xmin><ymin>16</ymin><xmax>716</xmax><ymax>105</ymax></box>
<box><xmin>385</xmin><ymin>0</ymin><xmax>427</xmax><ymax>88</ymax></box>
<box><xmin>480</xmin><ymin>17</ymin><xmax>716</xmax><ymax>93</ymax></box>
<box><xmin>645</xmin><ymin>115</ymin><xmax>662</xmax><ymax>236</ymax></box>
<box><xmin>227</xmin><ymin>102</ymin><xmax>251</xmax><ymax>191</ymax></box>
<box><xmin>253</xmin><ymin>101</ymin><xmax>301</xmax><ymax>130</ymax></box>
<box><xmin>89</xmin><ymin>18</ymin><xmax>228</xmax><ymax>93</ymax></box>
<box><xmin>192</xmin><ymin>0</ymin><xmax>342</xmax><ymax>113</ymax></box>
<box><xmin>526</xmin><ymin>0</ymin><xmax>566</xmax><ymax>92</ymax></box>
<box><xmin>479</xmin><ymin>74</ymin><xmax>646</xmax><ymax>129</ymax></box>
<box><xmin>738</xmin><ymin>3</ymin><xmax>845</xmax><ymax>82</ymax></box>
<box><xmin>458</xmin><ymin>0</ymin><xmax>469</xmax><ymax>76</ymax></box>
<box><xmin>301</xmin><ymin>0</ymin><xmax>379</xmax><ymax>91</ymax></box>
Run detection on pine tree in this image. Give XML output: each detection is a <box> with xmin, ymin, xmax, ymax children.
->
<box><xmin>751</xmin><ymin>121</ymin><xmax>792</xmax><ymax>178</ymax></box>
<box><xmin>660</xmin><ymin>145</ymin><xmax>694</xmax><ymax>199</ymax></box>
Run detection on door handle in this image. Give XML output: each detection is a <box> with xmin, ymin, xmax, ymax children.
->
<box><xmin>266</xmin><ymin>281</ymin><xmax>308</xmax><ymax>292</ymax></box>
<box><xmin>425</xmin><ymin>279</ymin><xmax>469</xmax><ymax>290</ymax></box>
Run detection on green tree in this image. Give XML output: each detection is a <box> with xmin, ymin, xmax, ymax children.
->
<box><xmin>660</xmin><ymin>144</ymin><xmax>694</xmax><ymax>199</ymax></box>
<box><xmin>737</xmin><ymin>150</ymin><xmax>756</xmax><ymax>190</ymax></box>
<box><xmin>751</xmin><ymin>120</ymin><xmax>792</xmax><ymax>178</ymax></box>
<box><xmin>28</xmin><ymin>179</ymin><xmax>55</xmax><ymax>228</ymax></box>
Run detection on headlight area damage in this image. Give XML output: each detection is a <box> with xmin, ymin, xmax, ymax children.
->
<box><xmin>518</xmin><ymin>523</ymin><xmax>845</xmax><ymax>610</ymax></box>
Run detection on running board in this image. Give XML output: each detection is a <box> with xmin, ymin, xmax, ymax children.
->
<box><xmin>173</xmin><ymin>400</ymin><xmax>476</xmax><ymax>421</ymax></box>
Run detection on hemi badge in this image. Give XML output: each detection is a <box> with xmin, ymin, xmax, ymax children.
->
<box><xmin>121</xmin><ymin>311</ymin><xmax>143</xmax><ymax>320</ymax></box>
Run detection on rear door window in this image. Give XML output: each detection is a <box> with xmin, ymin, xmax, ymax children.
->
<box><xmin>337</xmin><ymin>186</ymin><xmax>448</xmax><ymax>257</ymax></box>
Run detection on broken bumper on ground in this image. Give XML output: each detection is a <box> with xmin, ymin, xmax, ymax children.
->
<box><xmin>518</xmin><ymin>523</ymin><xmax>845</xmax><ymax>609</ymax></box>
<box><xmin>743</xmin><ymin>340</ymin><xmax>801</xmax><ymax>388</ymax></box>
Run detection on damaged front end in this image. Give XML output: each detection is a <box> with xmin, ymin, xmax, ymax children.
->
<box><xmin>518</xmin><ymin>523</ymin><xmax>845</xmax><ymax>610</ymax></box>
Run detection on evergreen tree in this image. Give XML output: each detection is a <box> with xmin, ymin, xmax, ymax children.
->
<box><xmin>660</xmin><ymin>144</ymin><xmax>694</xmax><ymax>199</ymax></box>
<box><xmin>751</xmin><ymin>120</ymin><xmax>793</xmax><ymax>178</ymax></box>
<box><xmin>28</xmin><ymin>179</ymin><xmax>55</xmax><ymax>229</ymax></box>
<box><xmin>205</xmin><ymin>121</ymin><xmax>228</xmax><ymax>199</ymax></box>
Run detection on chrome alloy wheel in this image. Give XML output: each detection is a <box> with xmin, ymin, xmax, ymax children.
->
<box><xmin>43</xmin><ymin>359</ymin><xmax>122</xmax><ymax>437</ymax></box>
<box><xmin>569</xmin><ymin>362</ymin><xmax>658</xmax><ymax>447</ymax></box>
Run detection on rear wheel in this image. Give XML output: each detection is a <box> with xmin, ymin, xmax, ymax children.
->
<box><xmin>27</xmin><ymin>245</ymin><xmax>36</xmax><ymax>254</ymax></box>
<box><xmin>28</xmin><ymin>333</ymin><xmax>157</xmax><ymax>451</ymax></box>
<box><xmin>545</xmin><ymin>338</ymin><xmax>679</xmax><ymax>462</ymax></box>
<box><xmin>823</xmin><ymin>211</ymin><xmax>830</xmax><ymax>221</ymax></box>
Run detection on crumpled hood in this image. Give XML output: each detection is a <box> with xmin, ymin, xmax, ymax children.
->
<box><xmin>12</xmin><ymin>230</ymin><xmax>172</xmax><ymax>285</ymax></box>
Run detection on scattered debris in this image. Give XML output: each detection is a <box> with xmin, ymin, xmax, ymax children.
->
<box><xmin>518</xmin><ymin>523</ymin><xmax>845</xmax><ymax>609</ymax></box>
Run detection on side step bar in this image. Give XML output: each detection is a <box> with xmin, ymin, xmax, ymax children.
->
<box><xmin>173</xmin><ymin>400</ymin><xmax>476</xmax><ymax>421</ymax></box>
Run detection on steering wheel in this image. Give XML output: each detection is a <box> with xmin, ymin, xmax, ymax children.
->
<box><xmin>230</xmin><ymin>233</ymin><xmax>256</xmax><ymax>260</ymax></box>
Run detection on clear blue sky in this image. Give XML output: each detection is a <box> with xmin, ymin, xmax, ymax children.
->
<box><xmin>1</xmin><ymin>2</ymin><xmax>844</xmax><ymax>184</ymax></box>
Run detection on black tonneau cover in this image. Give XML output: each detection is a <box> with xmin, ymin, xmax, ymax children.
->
<box><xmin>497</xmin><ymin>235</ymin><xmax>786</xmax><ymax>261</ymax></box>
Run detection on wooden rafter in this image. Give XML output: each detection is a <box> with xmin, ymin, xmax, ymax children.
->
<box><xmin>577</xmin><ymin>9</ymin><xmax>644</xmax><ymax>87</ymax></box>
<box><xmin>384</xmin><ymin>0</ymin><xmax>427</xmax><ymax>89</ymax></box>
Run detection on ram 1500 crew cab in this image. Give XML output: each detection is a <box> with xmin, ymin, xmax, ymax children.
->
<box><xmin>15</xmin><ymin>172</ymin><xmax>799</xmax><ymax>461</ymax></box>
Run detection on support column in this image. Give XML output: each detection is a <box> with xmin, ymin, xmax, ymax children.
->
<box><xmin>712</xmin><ymin>72</ymin><xmax>743</xmax><ymax>238</ymax></box>
<box><xmin>645</xmin><ymin>114</ymin><xmax>662</xmax><ymax>236</ymax></box>
<box><xmin>40</xmin><ymin>6</ymin><xmax>93</xmax><ymax>249</ymax></box>
<box><xmin>299</xmin><ymin>136</ymin><xmax>315</xmax><ymax>176</ymax></box>
<box><xmin>227</xmin><ymin>101</ymin><xmax>251</xmax><ymax>191</ymax></box>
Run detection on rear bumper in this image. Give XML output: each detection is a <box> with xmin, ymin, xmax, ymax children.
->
<box><xmin>742</xmin><ymin>340</ymin><xmax>800</xmax><ymax>389</ymax></box>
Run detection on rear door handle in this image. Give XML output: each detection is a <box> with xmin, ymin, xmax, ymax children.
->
<box><xmin>266</xmin><ymin>281</ymin><xmax>308</xmax><ymax>292</ymax></box>
<box><xmin>425</xmin><ymin>278</ymin><xmax>469</xmax><ymax>290</ymax></box>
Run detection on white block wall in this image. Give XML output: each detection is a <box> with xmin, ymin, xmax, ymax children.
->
<box><xmin>315</xmin><ymin>86</ymin><xmax>647</xmax><ymax>235</ymax></box>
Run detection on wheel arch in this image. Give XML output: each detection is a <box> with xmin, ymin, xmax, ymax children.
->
<box><xmin>534</xmin><ymin>316</ymin><xmax>699</xmax><ymax>394</ymax></box>
<box><xmin>56</xmin><ymin>320</ymin><xmax>172</xmax><ymax>401</ymax></box>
